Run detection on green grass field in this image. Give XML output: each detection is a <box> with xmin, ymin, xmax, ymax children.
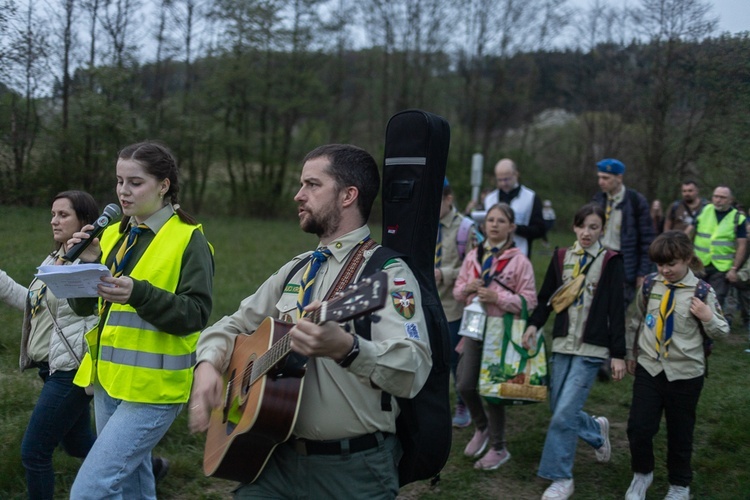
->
<box><xmin>1</xmin><ymin>207</ymin><xmax>748</xmax><ymax>499</ymax></box>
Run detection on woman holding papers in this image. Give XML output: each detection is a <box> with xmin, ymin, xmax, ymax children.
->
<box><xmin>0</xmin><ymin>190</ymin><xmax>100</xmax><ymax>499</ymax></box>
<box><xmin>66</xmin><ymin>141</ymin><xmax>214</xmax><ymax>499</ymax></box>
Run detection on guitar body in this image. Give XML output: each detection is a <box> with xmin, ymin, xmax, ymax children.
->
<box><xmin>203</xmin><ymin>318</ymin><xmax>304</xmax><ymax>483</ymax></box>
<box><xmin>201</xmin><ymin>271</ymin><xmax>388</xmax><ymax>484</ymax></box>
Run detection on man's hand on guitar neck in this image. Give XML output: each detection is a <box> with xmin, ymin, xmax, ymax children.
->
<box><xmin>188</xmin><ymin>361</ymin><xmax>223</xmax><ymax>433</ymax></box>
<box><xmin>293</xmin><ymin>300</ymin><xmax>357</xmax><ymax>364</ymax></box>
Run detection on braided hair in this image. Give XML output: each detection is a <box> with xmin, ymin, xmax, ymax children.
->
<box><xmin>115</xmin><ymin>141</ymin><xmax>198</xmax><ymax>232</ymax></box>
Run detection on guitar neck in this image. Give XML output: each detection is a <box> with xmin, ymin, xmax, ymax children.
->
<box><xmin>250</xmin><ymin>307</ymin><xmax>327</xmax><ymax>383</ymax></box>
<box><xmin>249</xmin><ymin>274</ymin><xmax>385</xmax><ymax>382</ymax></box>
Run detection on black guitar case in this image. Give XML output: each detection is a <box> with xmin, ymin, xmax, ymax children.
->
<box><xmin>377</xmin><ymin>109</ymin><xmax>453</xmax><ymax>485</ymax></box>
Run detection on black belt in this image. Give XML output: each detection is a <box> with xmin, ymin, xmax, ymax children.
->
<box><xmin>291</xmin><ymin>432</ymin><xmax>385</xmax><ymax>456</ymax></box>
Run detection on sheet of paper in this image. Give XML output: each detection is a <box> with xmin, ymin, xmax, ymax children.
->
<box><xmin>35</xmin><ymin>264</ymin><xmax>113</xmax><ymax>299</ymax></box>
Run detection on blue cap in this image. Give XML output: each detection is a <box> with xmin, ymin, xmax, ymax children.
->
<box><xmin>596</xmin><ymin>158</ymin><xmax>625</xmax><ymax>175</ymax></box>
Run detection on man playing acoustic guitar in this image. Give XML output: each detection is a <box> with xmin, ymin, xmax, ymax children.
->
<box><xmin>188</xmin><ymin>144</ymin><xmax>431</xmax><ymax>498</ymax></box>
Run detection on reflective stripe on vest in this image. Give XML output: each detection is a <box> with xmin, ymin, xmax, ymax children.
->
<box><xmin>694</xmin><ymin>205</ymin><xmax>744</xmax><ymax>271</ymax></box>
<box><xmin>94</xmin><ymin>216</ymin><xmax>206</xmax><ymax>403</ymax></box>
<box><xmin>100</xmin><ymin>345</ymin><xmax>196</xmax><ymax>371</ymax></box>
<box><xmin>107</xmin><ymin>310</ymin><xmax>159</xmax><ymax>332</ymax></box>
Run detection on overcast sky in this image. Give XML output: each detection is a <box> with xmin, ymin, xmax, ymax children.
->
<box><xmin>569</xmin><ymin>0</ymin><xmax>749</xmax><ymax>35</ymax></box>
<box><xmin>709</xmin><ymin>0</ymin><xmax>750</xmax><ymax>33</ymax></box>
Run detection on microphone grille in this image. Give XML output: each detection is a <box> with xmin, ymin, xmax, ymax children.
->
<box><xmin>103</xmin><ymin>203</ymin><xmax>122</xmax><ymax>220</ymax></box>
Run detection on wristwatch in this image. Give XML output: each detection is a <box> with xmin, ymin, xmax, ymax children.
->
<box><xmin>339</xmin><ymin>334</ymin><xmax>360</xmax><ymax>368</ymax></box>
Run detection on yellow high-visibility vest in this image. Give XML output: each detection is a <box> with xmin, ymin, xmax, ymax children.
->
<box><xmin>694</xmin><ymin>205</ymin><xmax>744</xmax><ymax>272</ymax></box>
<box><xmin>75</xmin><ymin>217</ymin><xmax>205</xmax><ymax>403</ymax></box>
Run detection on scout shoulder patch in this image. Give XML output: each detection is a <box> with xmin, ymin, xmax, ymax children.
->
<box><xmin>284</xmin><ymin>283</ymin><xmax>301</xmax><ymax>294</ymax></box>
<box><xmin>391</xmin><ymin>291</ymin><xmax>415</xmax><ymax>319</ymax></box>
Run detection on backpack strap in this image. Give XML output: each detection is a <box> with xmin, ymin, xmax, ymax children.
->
<box><xmin>357</xmin><ymin>246</ymin><xmax>406</xmax><ymax>413</ymax></box>
<box><xmin>456</xmin><ymin>216</ymin><xmax>477</xmax><ymax>260</ymax></box>
<box><xmin>284</xmin><ymin>255</ymin><xmax>312</xmax><ymax>288</ymax></box>
<box><xmin>283</xmin><ymin>239</ymin><xmax>378</xmax><ymax>298</ymax></box>
<box><xmin>636</xmin><ymin>273</ymin><xmax>714</xmax><ymax>377</ymax></box>
<box><xmin>356</xmin><ymin>246</ymin><xmax>403</xmax><ymax>343</ymax></box>
<box><xmin>556</xmin><ymin>248</ymin><xmax>566</xmax><ymax>275</ymax></box>
<box><xmin>633</xmin><ymin>272</ymin><xmax>658</xmax><ymax>359</ymax></box>
<box><xmin>694</xmin><ymin>278</ymin><xmax>713</xmax><ymax>377</ymax></box>
<box><xmin>640</xmin><ymin>272</ymin><xmax>658</xmax><ymax>310</ymax></box>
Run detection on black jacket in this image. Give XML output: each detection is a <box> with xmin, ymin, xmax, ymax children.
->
<box><xmin>528</xmin><ymin>248</ymin><xmax>626</xmax><ymax>359</ymax></box>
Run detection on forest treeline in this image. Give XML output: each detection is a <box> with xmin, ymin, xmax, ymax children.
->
<box><xmin>0</xmin><ymin>0</ymin><xmax>748</xmax><ymax>223</ymax></box>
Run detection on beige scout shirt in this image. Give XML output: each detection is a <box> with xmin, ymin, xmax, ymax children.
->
<box><xmin>437</xmin><ymin>206</ymin><xmax>473</xmax><ymax>322</ymax></box>
<box><xmin>27</xmin><ymin>248</ymin><xmax>68</xmax><ymax>362</ymax></box>
<box><xmin>552</xmin><ymin>241</ymin><xmax>610</xmax><ymax>359</ymax></box>
<box><xmin>196</xmin><ymin>225</ymin><xmax>432</xmax><ymax>441</ymax></box>
<box><xmin>626</xmin><ymin>269</ymin><xmax>729</xmax><ymax>381</ymax></box>
<box><xmin>601</xmin><ymin>185</ymin><xmax>625</xmax><ymax>252</ymax></box>
<box><xmin>27</xmin><ymin>275</ymin><xmax>54</xmax><ymax>362</ymax></box>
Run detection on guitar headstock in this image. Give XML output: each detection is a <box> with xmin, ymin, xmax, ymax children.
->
<box><xmin>317</xmin><ymin>271</ymin><xmax>388</xmax><ymax>324</ymax></box>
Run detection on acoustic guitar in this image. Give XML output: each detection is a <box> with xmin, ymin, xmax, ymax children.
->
<box><xmin>203</xmin><ymin>271</ymin><xmax>388</xmax><ymax>483</ymax></box>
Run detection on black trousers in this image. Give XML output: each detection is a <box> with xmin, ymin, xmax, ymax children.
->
<box><xmin>627</xmin><ymin>365</ymin><xmax>704</xmax><ymax>486</ymax></box>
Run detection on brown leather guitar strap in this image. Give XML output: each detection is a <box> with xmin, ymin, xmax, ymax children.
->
<box><xmin>325</xmin><ymin>238</ymin><xmax>378</xmax><ymax>300</ymax></box>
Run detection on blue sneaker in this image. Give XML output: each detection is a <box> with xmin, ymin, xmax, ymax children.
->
<box><xmin>452</xmin><ymin>402</ymin><xmax>471</xmax><ymax>428</ymax></box>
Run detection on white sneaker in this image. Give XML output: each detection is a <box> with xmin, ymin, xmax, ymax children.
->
<box><xmin>664</xmin><ymin>485</ymin><xmax>690</xmax><ymax>500</ymax></box>
<box><xmin>594</xmin><ymin>416</ymin><xmax>611</xmax><ymax>462</ymax></box>
<box><xmin>542</xmin><ymin>478</ymin><xmax>575</xmax><ymax>500</ymax></box>
<box><xmin>625</xmin><ymin>472</ymin><xmax>654</xmax><ymax>500</ymax></box>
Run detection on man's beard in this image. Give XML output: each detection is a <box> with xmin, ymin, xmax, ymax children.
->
<box><xmin>300</xmin><ymin>205</ymin><xmax>341</xmax><ymax>238</ymax></box>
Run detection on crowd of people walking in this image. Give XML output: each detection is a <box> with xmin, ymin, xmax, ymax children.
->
<box><xmin>0</xmin><ymin>146</ymin><xmax>742</xmax><ymax>500</ymax></box>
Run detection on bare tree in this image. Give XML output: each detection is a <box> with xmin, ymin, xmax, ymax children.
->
<box><xmin>1</xmin><ymin>1</ymin><xmax>49</xmax><ymax>204</ymax></box>
<box><xmin>630</xmin><ymin>0</ymin><xmax>717</xmax><ymax>198</ymax></box>
<box><xmin>453</xmin><ymin>0</ymin><xmax>570</xmax><ymax>164</ymax></box>
<box><xmin>58</xmin><ymin>0</ymin><xmax>76</xmax><ymax>132</ymax></box>
<box><xmin>0</xmin><ymin>0</ymin><xmax>19</xmax><ymax>83</ymax></box>
<box><xmin>565</xmin><ymin>2</ymin><xmax>633</xmax><ymax>181</ymax></box>
<box><xmin>99</xmin><ymin>0</ymin><xmax>142</xmax><ymax>68</ymax></box>
<box><xmin>358</xmin><ymin>0</ymin><xmax>454</xmax><ymax>139</ymax></box>
<box><xmin>172</xmin><ymin>0</ymin><xmax>213</xmax><ymax>212</ymax></box>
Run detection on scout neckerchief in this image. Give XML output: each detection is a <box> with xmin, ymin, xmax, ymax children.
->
<box><xmin>571</xmin><ymin>245</ymin><xmax>606</xmax><ymax>307</ymax></box>
<box><xmin>481</xmin><ymin>245</ymin><xmax>501</xmax><ymax>286</ymax></box>
<box><xmin>655</xmin><ymin>280</ymin><xmax>686</xmax><ymax>358</ymax></box>
<box><xmin>99</xmin><ymin>223</ymin><xmax>148</xmax><ymax>316</ymax></box>
<box><xmin>296</xmin><ymin>247</ymin><xmax>333</xmax><ymax>319</ymax></box>
<box><xmin>29</xmin><ymin>281</ymin><xmax>47</xmax><ymax>318</ymax></box>
<box><xmin>111</xmin><ymin>224</ymin><xmax>149</xmax><ymax>278</ymax></box>
<box><xmin>604</xmin><ymin>196</ymin><xmax>614</xmax><ymax>231</ymax></box>
<box><xmin>477</xmin><ymin>242</ymin><xmax>513</xmax><ymax>287</ymax></box>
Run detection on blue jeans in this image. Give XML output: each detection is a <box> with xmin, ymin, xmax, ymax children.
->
<box><xmin>538</xmin><ymin>353</ymin><xmax>604</xmax><ymax>480</ymax></box>
<box><xmin>69</xmin><ymin>384</ymin><xmax>182</xmax><ymax>499</ymax></box>
<box><xmin>21</xmin><ymin>365</ymin><xmax>94</xmax><ymax>500</ymax></box>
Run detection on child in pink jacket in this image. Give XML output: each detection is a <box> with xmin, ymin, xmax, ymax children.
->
<box><xmin>453</xmin><ymin>203</ymin><xmax>537</xmax><ymax>470</ymax></box>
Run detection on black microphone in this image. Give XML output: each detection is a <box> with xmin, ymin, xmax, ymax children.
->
<box><xmin>61</xmin><ymin>203</ymin><xmax>122</xmax><ymax>262</ymax></box>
